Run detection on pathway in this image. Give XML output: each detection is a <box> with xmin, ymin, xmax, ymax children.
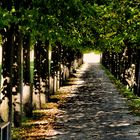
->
<box><xmin>47</xmin><ymin>62</ymin><xmax>140</xmax><ymax>140</ymax></box>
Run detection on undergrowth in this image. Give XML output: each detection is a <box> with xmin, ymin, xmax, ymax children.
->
<box><xmin>102</xmin><ymin>65</ymin><xmax>140</xmax><ymax>116</ymax></box>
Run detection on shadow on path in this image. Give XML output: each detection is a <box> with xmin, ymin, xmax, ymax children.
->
<box><xmin>48</xmin><ymin>63</ymin><xmax>140</xmax><ymax>140</ymax></box>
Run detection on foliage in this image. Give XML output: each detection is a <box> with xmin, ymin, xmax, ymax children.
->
<box><xmin>0</xmin><ymin>0</ymin><xmax>139</xmax><ymax>52</ymax></box>
<box><xmin>97</xmin><ymin>0</ymin><xmax>140</xmax><ymax>51</ymax></box>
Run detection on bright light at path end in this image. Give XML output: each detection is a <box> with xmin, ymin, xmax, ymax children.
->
<box><xmin>83</xmin><ymin>52</ymin><xmax>102</xmax><ymax>63</ymax></box>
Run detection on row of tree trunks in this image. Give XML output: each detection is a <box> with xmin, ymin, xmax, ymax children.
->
<box><xmin>50</xmin><ymin>45</ymin><xmax>83</xmax><ymax>94</ymax></box>
<box><xmin>102</xmin><ymin>48</ymin><xmax>140</xmax><ymax>96</ymax></box>
<box><xmin>33</xmin><ymin>41</ymin><xmax>84</xmax><ymax>109</ymax></box>
<box><xmin>33</xmin><ymin>40</ymin><xmax>51</xmax><ymax>109</ymax></box>
<box><xmin>0</xmin><ymin>26</ymin><xmax>32</xmax><ymax>127</ymax></box>
<box><xmin>0</xmin><ymin>27</ymin><xmax>83</xmax><ymax>128</ymax></box>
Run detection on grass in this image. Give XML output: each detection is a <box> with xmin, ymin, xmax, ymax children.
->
<box><xmin>103</xmin><ymin>65</ymin><xmax>140</xmax><ymax>116</ymax></box>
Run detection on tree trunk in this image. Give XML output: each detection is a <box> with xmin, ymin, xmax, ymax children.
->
<box><xmin>12</xmin><ymin>26</ymin><xmax>22</xmax><ymax>127</ymax></box>
<box><xmin>45</xmin><ymin>41</ymin><xmax>52</xmax><ymax>102</ymax></box>
<box><xmin>0</xmin><ymin>25</ymin><xmax>14</xmax><ymax>140</ymax></box>
<box><xmin>40</xmin><ymin>44</ymin><xmax>49</xmax><ymax>107</ymax></box>
<box><xmin>134</xmin><ymin>49</ymin><xmax>140</xmax><ymax>96</ymax></box>
<box><xmin>33</xmin><ymin>41</ymin><xmax>41</xmax><ymax>109</ymax></box>
<box><xmin>33</xmin><ymin>40</ymin><xmax>52</xmax><ymax>108</ymax></box>
<box><xmin>1</xmin><ymin>26</ymin><xmax>14</xmax><ymax>123</ymax></box>
<box><xmin>23</xmin><ymin>32</ymin><xmax>33</xmax><ymax>117</ymax></box>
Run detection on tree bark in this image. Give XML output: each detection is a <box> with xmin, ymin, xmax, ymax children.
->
<box><xmin>45</xmin><ymin>41</ymin><xmax>52</xmax><ymax>102</ymax></box>
<box><xmin>1</xmin><ymin>26</ymin><xmax>14</xmax><ymax>123</ymax></box>
<box><xmin>23</xmin><ymin>32</ymin><xmax>33</xmax><ymax>117</ymax></box>
<box><xmin>134</xmin><ymin>49</ymin><xmax>140</xmax><ymax>96</ymax></box>
<box><xmin>12</xmin><ymin>26</ymin><xmax>22</xmax><ymax>127</ymax></box>
<box><xmin>33</xmin><ymin>41</ymin><xmax>41</xmax><ymax>109</ymax></box>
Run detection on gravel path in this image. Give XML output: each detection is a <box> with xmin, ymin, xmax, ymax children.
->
<box><xmin>48</xmin><ymin>63</ymin><xmax>140</xmax><ymax>140</ymax></box>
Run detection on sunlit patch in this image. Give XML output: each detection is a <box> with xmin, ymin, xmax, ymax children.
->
<box><xmin>24</xmin><ymin>120</ymin><xmax>49</xmax><ymax>126</ymax></box>
<box><xmin>83</xmin><ymin>52</ymin><xmax>101</xmax><ymax>63</ymax></box>
<box><xmin>45</xmin><ymin>103</ymin><xmax>59</xmax><ymax>109</ymax></box>
<box><xmin>95</xmin><ymin>111</ymin><xmax>107</xmax><ymax>118</ymax></box>
<box><xmin>109</xmin><ymin>120</ymin><xmax>130</xmax><ymax>127</ymax></box>
<box><xmin>26</xmin><ymin>127</ymin><xmax>65</xmax><ymax>137</ymax></box>
<box><xmin>33</xmin><ymin>108</ymin><xmax>64</xmax><ymax>116</ymax></box>
<box><xmin>68</xmin><ymin>79</ymin><xmax>85</xmax><ymax>85</ymax></box>
<box><xmin>51</xmin><ymin>93</ymin><xmax>77</xmax><ymax>102</ymax></box>
<box><xmin>76</xmin><ymin>80</ymin><xmax>85</xmax><ymax>84</ymax></box>
<box><xmin>90</xmin><ymin>92</ymin><xmax>96</xmax><ymax>96</ymax></box>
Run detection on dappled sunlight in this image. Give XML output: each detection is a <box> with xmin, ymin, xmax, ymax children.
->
<box><xmin>12</xmin><ymin>61</ymin><xmax>89</xmax><ymax>139</ymax></box>
<box><xmin>109</xmin><ymin>120</ymin><xmax>130</xmax><ymax>127</ymax></box>
<box><xmin>14</xmin><ymin>107</ymin><xmax>67</xmax><ymax>139</ymax></box>
<box><xmin>12</xmin><ymin>61</ymin><xmax>140</xmax><ymax>140</ymax></box>
<box><xmin>83</xmin><ymin>52</ymin><xmax>101</xmax><ymax>63</ymax></box>
<box><xmin>25</xmin><ymin>126</ymin><xmax>65</xmax><ymax>138</ymax></box>
<box><xmin>94</xmin><ymin>110</ymin><xmax>131</xmax><ymax>128</ymax></box>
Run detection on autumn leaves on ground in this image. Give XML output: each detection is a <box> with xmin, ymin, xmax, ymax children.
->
<box><xmin>12</xmin><ymin>76</ymin><xmax>79</xmax><ymax>139</ymax></box>
<box><xmin>12</xmin><ymin>93</ymin><xmax>67</xmax><ymax>139</ymax></box>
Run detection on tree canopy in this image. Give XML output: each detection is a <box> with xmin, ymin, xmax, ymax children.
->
<box><xmin>0</xmin><ymin>0</ymin><xmax>139</xmax><ymax>52</ymax></box>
